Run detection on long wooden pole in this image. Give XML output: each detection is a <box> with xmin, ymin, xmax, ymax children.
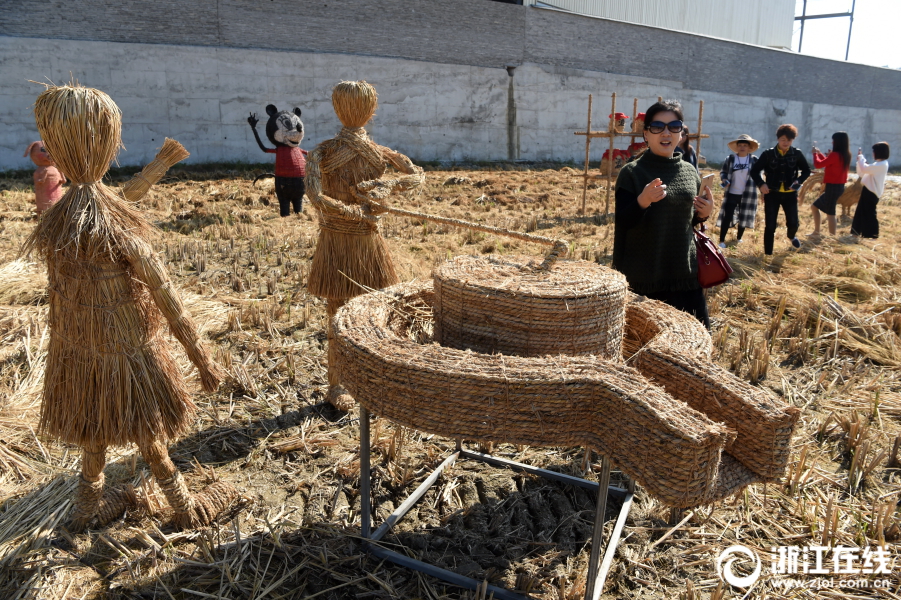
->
<box><xmin>581</xmin><ymin>94</ymin><xmax>593</xmax><ymax>214</ymax></box>
<box><xmin>605</xmin><ymin>93</ymin><xmax>616</xmax><ymax>215</ymax></box>
<box><xmin>696</xmin><ymin>100</ymin><xmax>705</xmax><ymax>161</ymax></box>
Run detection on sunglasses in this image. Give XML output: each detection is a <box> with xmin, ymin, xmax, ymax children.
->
<box><xmin>646</xmin><ymin>120</ymin><xmax>684</xmax><ymax>134</ymax></box>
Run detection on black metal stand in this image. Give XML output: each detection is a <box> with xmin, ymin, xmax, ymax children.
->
<box><xmin>358</xmin><ymin>407</ymin><xmax>634</xmax><ymax>600</ymax></box>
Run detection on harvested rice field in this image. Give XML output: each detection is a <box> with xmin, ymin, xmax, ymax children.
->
<box><xmin>0</xmin><ymin>162</ymin><xmax>900</xmax><ymax>599</ymax></box>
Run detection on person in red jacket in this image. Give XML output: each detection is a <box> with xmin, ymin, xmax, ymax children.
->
<box><xmin>811</xmin><ymin>131</ymin><xmax>851</xmax><ymax>236</ymax></box>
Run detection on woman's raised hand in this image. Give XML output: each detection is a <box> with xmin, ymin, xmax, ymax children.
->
<box><xmin>693</xmin><ymin>186</ymin><xmax>713</xmax><ymax>219</ymax></box>
<box><xmin>637</xmin><ymin>178</ymin><xmax>667</xmax><ymax>208</ymax></box>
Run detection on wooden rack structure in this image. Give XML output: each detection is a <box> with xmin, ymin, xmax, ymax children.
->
<box><xmin>575</xmin><ymin>93</ymin><xmax>709</xmax><ymax>214</ymax></box>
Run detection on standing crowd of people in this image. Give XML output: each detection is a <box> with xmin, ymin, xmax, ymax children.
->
<box><xmin>716</xmin><ymin>124</ymin><xmax>890</xmax><ymax>249</ymax></box>
<box><xmin>613</xmin><ymin>99</ymin><xmax>892</xmax><ymax>331</ymax></box>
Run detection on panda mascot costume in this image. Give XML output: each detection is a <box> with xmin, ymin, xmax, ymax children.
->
<box><xmin>248</xmin><ymin>105</ymin><xmax>307</xmax><ymax>216</ymax></box>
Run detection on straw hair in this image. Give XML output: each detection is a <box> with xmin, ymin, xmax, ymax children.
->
<box><xmin>33</xmin><ymin>84</ymin><xmax>122</xmax><ymax>184</ymax></box>
<box><xmin>332</xmin><ymin>81</ymin><xmax>378</xmax><ymax>128</ymax></box>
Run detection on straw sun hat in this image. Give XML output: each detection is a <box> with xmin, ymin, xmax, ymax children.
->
<box><xmin>728</xmin><ymin>134</ymin><xmax>759</xmax><ymax>153</ymax></box>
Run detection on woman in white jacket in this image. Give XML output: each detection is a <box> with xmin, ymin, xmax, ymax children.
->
<box><xmin>851</xmin><ymin>142</ymin><xmax>890</xmax><ymax>239</ymax></box>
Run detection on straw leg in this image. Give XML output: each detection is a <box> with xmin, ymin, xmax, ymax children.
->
<box><xmin>69</xmin><ymin>445</ymin><xmax>107</xmax><ymax>532</ymax></box>
<box><xmin>68</xmin><ymin>445</ymin><xmax>138</xmax><ymax>532</ymax></box>
<box><xmin>140</xmin><ymin>440</ymin><xmax>237</xmax><ymax>529</ymax></box>
<box><xmin>326</xmin><ymin>298</ymin><xmax>355</xmax><ymax>411</ymax></box>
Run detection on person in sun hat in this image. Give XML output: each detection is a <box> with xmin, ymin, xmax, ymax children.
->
<box><xmin>716</xmin><ymin>134</ymin><xmax>759</xmax><ymax>247</ymax></box>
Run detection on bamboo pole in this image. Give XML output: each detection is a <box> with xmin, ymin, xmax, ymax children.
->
<box><xmin>605</xmin><ymin>93</ymin><xmax>616</xmax><ymax>215</ymax></box>
<box><xmin>696</xmin><ymin>100</ymin><xmax>705</xmax><ymax>162</ymax></box>
<box><xmin>581</xmin><ymin>94</ymin><xmax>593</xmax><ymax>215</ymax></box>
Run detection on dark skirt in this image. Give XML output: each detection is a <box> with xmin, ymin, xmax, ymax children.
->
<box><xmin>643</xmin><ymin>287</ymin><xmax>710</xmax><ymax>331</ymax></box>
<box><xmin>812</xmin><ymin>182</ymin><xmax>845</xmax><ymax>216</ymax></box>
<box><xmin>851</xmin><ymin>186</ymin><xmax>880</xmax><ymax>239</ymax></box>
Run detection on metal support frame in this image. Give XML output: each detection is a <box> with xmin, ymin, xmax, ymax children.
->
<box><xmin>795</xmin><ymin>0</ymin><xmax>857</xmax><ymax>61</ymax></box>
<box><xmin>358</xmin><ymin>407</ymin><xmax>634</xmax><ymax>600</ymax></box>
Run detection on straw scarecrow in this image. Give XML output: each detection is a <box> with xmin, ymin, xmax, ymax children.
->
<box><xmin>23</xmin><ymin>84</ymin><xmax>236</xmax><ymax>532</ymax></box>
<box><xmin>306</xmin><ymin>80</ymin><xmax>424</xmax><ymax>410</ymax></box>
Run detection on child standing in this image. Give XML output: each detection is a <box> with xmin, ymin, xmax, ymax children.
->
<box><xmin>717</xmin><ymin>134</ymin><xmax>759</xmax><ymax>247</ymax></box>
<box><xmin>850</xmin><ymin>142</ymin><xmax>890</xmax><ymax>239</ymax></box>
<box><xmin>750</xmin><ymin>124</ymin><xmax>811</xmax><ymax>255</ymax></box>
<box><xmin>811</xmin><ymin>132</ymin><xmax>851</xmax><ymax>236</ymax></box>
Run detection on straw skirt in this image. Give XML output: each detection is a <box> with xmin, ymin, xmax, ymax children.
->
<box><xmin>308</xmin><ymin>213</ymin><xmax>398</xmax><ymax>301</ymax></box>
<box><xmin>39</xmin><ymin>255</ymin><xmax>195</xmax><ymax>448</ymax></box>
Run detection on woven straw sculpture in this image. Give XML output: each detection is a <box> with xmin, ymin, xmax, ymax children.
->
<box><xmin>800</xmin><ymin>172</ymin><xmax>860</xmax><ymax>217</ymax></box>
<box><xmin>434</xmin><ymin>255</ymin><xmax>628</xmax><ymax>359</ymax></box>
<box><xmin>23</xmin><ymin>84</ymin><xmax>236</xmax><ymax>531</ymax></box>
<box><xmin>306</xmin><ymin>81</ymin><xmax>424</xmax><ymax>410</ymax></box>
<box><xmin>333</xmin><ymin>256</ymin><xmax>800</xmax><ymax>508</ymax></box>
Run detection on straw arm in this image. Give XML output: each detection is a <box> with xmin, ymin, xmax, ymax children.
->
<box><xmin>306</xmin><ymin>147</ymin><xmax>376</xmax><ymax>223</ymax></box>
<box><xmin>121</xmin><ymin>138</ymin><xmax>190</xmax><ymax>203</ymax></box>
<box><xmin>352</xmin><ymin>149</ymin><xmax>424</xmax><ymax>211</ymax></box>
<box><xmin>129</xmin><ymin>251</ymin><xmax>225</xmax><ymax>392</ymax></box>
<box><xmin>381</xmin><ymin>147</ymin><xmax>425</xmax><ymax>179</ymax></box>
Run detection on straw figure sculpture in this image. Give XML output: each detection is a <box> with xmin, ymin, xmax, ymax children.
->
<box><xmin>23</xmin><ymin>84</ymin><xmax>236</xmax><ymax>532</ymax></box>
<box><xmin>333</xmin><ymin>256</ymin><xmax>800</xmax><ymax>508</ymax></box>
<box><xmin>306</xmin><ymin>80</ymin><xmax>424</xmax><ymax>411</ymax></box>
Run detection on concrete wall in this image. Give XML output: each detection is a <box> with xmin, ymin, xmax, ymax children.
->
<box><xmin>3</xmin><ymin>34</ymin><xmax>897</xmax><ymax>172</ymax></box>
<box><xmin>2</xmin><ymin>0</ymin><xmax>899</xmax><ymax>169</ymax></box>
<box><xmin>3</xmin><ymin>0</ymin><xmax>899</xmax><ymax>109</ymax></box>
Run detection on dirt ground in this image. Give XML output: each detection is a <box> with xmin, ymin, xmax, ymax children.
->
<box><xmin>0</xmin><ymin>160</ymin><xmax>899</xmax><ymax>599</ymax></box>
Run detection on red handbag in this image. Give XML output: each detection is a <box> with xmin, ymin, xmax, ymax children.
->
<box><xmin>694</xmin><ymin>223</ymin><xmax>733</xmax><ymax>288</ymax></box>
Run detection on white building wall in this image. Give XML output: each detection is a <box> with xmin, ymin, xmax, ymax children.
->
<box><xmin>530</xmin><ymin>0</ymin><xmax>794</xmax><ymax>48</ymax></box>
<box><xmin>2</xmin><ymin>36</ymin><xmax>897</xmax><ymax>171</ymax></box>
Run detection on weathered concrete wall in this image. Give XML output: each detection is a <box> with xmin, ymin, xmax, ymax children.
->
<box><xmin>3</xmin><ymin>0</ymin><xmax>900</xmax><ymax>110</ymax></box>
<box><xmin>2</xmin><ymin>36</ymin><xmax>899</xmax><ymax>171</ymax></box>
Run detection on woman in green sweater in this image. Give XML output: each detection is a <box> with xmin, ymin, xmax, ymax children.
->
<box><xmin>612</xmin><ymin>100</ymin><xmax>714</xmax><ymax>328</ymax></box>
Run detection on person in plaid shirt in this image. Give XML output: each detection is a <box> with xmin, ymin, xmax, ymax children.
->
<box><xmin>717</xmin><ymin>134</ymin><xmax>759</xmax><ymax>247</ymax></box>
